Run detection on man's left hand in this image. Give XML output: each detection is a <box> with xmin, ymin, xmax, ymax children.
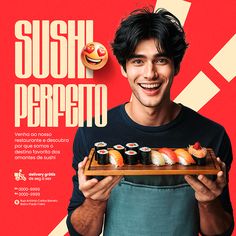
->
<box><xmin>184</xmin><ymin>157</ymin><xmax>227</xmax><ymax>203</ymax></box>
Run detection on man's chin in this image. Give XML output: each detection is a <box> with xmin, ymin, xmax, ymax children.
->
<box><xmin>132</xmin><ymin>93</ymin><xmax>163</xmax><ymax>108</ymax></box>
<box><xmin>139</xmin><ymin>100</ymin><xmax>162</xmax><ymax>108</ymax></box>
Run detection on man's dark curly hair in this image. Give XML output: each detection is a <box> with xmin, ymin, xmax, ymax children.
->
<box><xmin>111</xmin><ymin>7</ymin><xmax>188</xmax><ymax>74</ymax></box>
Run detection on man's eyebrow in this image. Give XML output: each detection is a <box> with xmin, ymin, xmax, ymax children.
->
<box><xmin>127</xmin><ymin>54</ymin><xmax>146</xmax><ymax>59</ymax></box>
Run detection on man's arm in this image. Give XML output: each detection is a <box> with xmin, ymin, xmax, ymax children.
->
<box><xmin>198</xmin><ymin>197</ymin><xmax>232</xmax><ymax>235</ymax></box>
<box><xmin>70</xmin><ymin>157</ymin><xmax>122</xmax><ymax>236</ymax></box>
<box><xmin>185</xmin><ymin>158</ymin><xmax>233</xmax><ymax>235</ymax></box>
<box><xmin>71</xmin><ymin>199</ymin><xmax>107</xmax><ymax>236</ymax></box>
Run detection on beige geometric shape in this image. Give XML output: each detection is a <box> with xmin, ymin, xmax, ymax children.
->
<box><xmin>155</xmin><ymin>0</ymin><xmax>192</xmax><ymax>26</ymax></box>
<box><xmin>68</xmin><ymin>20</ymin><xmax>85</xmax><ymax>78</ymax></box>
<box><xmin>209</xmin><ymin>34</ymin><xmax>236</xmax><ymax>82</ymax></box>
<box><xmin>85</xmin><ymin>20</ymin><xmax>94</xmax><ymax>78</ymax></box>
<box><xmin>174</xmin><ymin>71</ymin><xmax>220</xmax><ymax>111</ymax></box>
<box><xmin>48</xmin><ymin>216</ymin><xmax>68</xmax><ymax>236</ymax></box>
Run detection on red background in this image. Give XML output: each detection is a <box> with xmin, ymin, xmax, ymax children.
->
<box><xmin>1</xmin><ymin>0</ymin><xmax>235</xmax><ymax>235</ymax></box>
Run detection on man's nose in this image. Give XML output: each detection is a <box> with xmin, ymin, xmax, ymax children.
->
<box><xmin>143</xmin><ymin>62</ymin><xmax>157</xmax><ymax>80</ymax></box>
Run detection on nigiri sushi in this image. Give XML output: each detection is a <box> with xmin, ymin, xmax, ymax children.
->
<box><xmin>188</xmin><ymin>141</ymin><xmax>207</xmax><ymax>165</ymax></box>
<box><xmin>175</xmin><ymin>148</ymin><xmax>196</xmax><ymax>165</ymax></box>
<box><xmin>151</xmin><ymin>150</ymin><xmax>165</xmax><ymax>166</ymax></box>
<box><xmin>159</xmin><ymin>148</ymin><xmax>178</xmax><ymax>165</ymax></box>
<box><xmin>108</xmin><ymin>150</ymin><xmax>124</xmax><ymax>167</ymax></box>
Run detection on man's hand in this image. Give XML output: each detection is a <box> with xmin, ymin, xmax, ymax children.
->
<box><xmin>78</xmin><ymin>157</ymin><xmax>123</xmax><ymax>201</ymax></box>
<box><xmin>184</xmin><ymin>158</ymin><xmax>232</xmax><ymax>235</ymax></box>
<box><xmin>184</xmin><ymin>157</ymin><xmax>227</xmax><ymax>203</ymax></box>
<box><xmin>70</xmin><ymin>157</ymin><xmax>123</xmax><ymax>235</ymax></box>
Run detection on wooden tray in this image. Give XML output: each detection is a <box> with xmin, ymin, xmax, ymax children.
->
<box><xmin>84</xmin><ymin>148</ymin><xmax>221</xmax><ymax>176</ymax></box>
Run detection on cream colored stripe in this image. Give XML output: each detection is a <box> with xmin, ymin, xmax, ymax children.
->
<box><xmin>174</xmin><ymin>71</ymin><xmax>220</xmax><ymax>111</ymax></box>
<box><xmin>86</xmin><ymin>20</ymin><xmax>94</xmax><ymax>78</ymax></box>
<box><xmin>209</xmin><ymin>34</ymin><xmax>236</xmax><ymax>82</ymax></box>
<box><xmin>77</xmin><ymin>21</ymin><xmax>86</xmax><ymax>78</ymax></box>
<box><xmin>154</xmin><ymin>0</ymin><xmax>191</xmax><ymax>26</ymax></box>
<box><xmin>68</xmin><ymin>21</ymin><xmax>84</xmax><ymax>78</ymax></box>
<box><xmin>48</xmin><ymin>216</ymin><xmax>68</xmax><ymax>236</ymax></box>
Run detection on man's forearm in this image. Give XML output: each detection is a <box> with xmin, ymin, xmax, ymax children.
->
<box><xmin>71</xmin><ymin>198</ymin><xmax>107</xmax><ymax>236</ymax></box>
<box><xmin>199</xmin><ymin>197</ymin><xmax>232</xmax><ymax>235</ymax></box>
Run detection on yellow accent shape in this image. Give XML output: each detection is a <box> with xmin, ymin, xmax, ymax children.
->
<box><xmin>48</xmin><ymin>216</ymin><xmax>68</xmax><ymax>236</ymax></box>
<box><xmin>155</xmin><ymin>0</ymin><xmax>191</xmax><ymax>26</ymax></box>
<box><xmin>209</xmin><ymin>34</ymin><xmax>236</xmax><ymax>82</ymax></box>
<box><xmin>174</xmin><ymin>71</ymin><xmax>220</xmax><ymax>111</ymax></box>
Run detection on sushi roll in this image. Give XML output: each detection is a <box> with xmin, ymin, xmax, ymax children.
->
<box><xmin>139</xmin><ymin>147</ymin><xmax>151</xmax><ymax>165</ymax></box>
<box><xmin>94</xmin><ymin>142</ymin><xmax>107</xmax><ymax>160</ymax></box>
<box><xmin>151</xmin><ymin>150</ymin><xmax>165</xmax><ymax>166</ymax></box>
<box><xmin>113</xmin><ymin>144</ymin><xmax>125</xmax><ymax>156</ymax></box>
<box><xmin>159</xmin><ymin>148</ymin><xmax>178</xmax><ymax>165</ymax></box>
<box><xmin>97</xmin><ymin>149</ymin><xmax>109</xmax><ymax>165</ymax></box>
<box><xmin>174</xmin><ymin>148</ymin><xmax>196</xmax><ymax>166</ymax></box>
<box><xmin>109</xmin><ymin>150</ymin><xmax>124</xmax><ymax>167</ymax></box>
<box><xmin>188</xmin><ymin>141</ymin><xmax>207</xmax><ymax>166</ymax></box>
<box><xmin>125</xmin><ymin>143</ymin><xmax>139</xmax><ymax>152</ymax></box>
<box><xmin>125</xmin><ymin>150</ymin><xmax>138</xmax><ymax>165</ymax></box>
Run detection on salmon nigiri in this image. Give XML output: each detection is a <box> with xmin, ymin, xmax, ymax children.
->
<box><xmin>108</xmin><ymin>150</ymin><xmax>124</xmax><ymax>167</ymax></box>
<box><xmin>159</xmin><ymin>148</ymin><xmax>178</xmax><ymax>165</ymax></box>
<box><xmin>174</xmin><ymin>148</ymin><xmax>195</xmax><ymax>165</ymax></box>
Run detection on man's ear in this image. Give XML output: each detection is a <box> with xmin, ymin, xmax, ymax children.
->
<box><xmin>121</xmin><ymin>66</ymin><xmax>127</xmax><ymax>78</ymax></box>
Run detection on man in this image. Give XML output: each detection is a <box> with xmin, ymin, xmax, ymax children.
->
<box><xmin>67</xmin><ymin>8</ymin><xmax>234</xmax><ymax>236</ymax></box>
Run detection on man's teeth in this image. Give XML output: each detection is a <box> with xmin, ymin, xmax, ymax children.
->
<box><xmin>140</xmin><ymin>83</ymin><xmax>160</xmax><ymax>89</ymax></box>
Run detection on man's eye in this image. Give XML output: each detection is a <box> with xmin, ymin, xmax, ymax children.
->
<box><xmin>132</xmin><ymin>59</ymin><xmax>143</xmax><ymax>65</ymax></box>
<box><xmin>155</xmin><ymin>58</ymin><xmax>169</xmax><ymax>64</ymax></box>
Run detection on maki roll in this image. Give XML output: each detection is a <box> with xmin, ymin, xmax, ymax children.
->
<box><xmin>113</xmin><ymin>144</ymin><xmax>125</xmax><ymax>156</ymax></box>
<box><xmin>94</xmin><ymin>142</ymin><xmax>107</xmax><ymax>160</ymax></box>
<box><xmin>159</xmin><ymin>148</ymin><xmax>178</xmax><ymax>165</ymax></box>
<box><xmin>174</xmin><ymin>148</ymin><xmax>195</xmax><ymax>166</ymax></box>
<box><xmin>97</xmin><ymin>149</ymin><xmax>109</xmax><ymax>165</ymax></box>
<box><xmin>125</xmin><ymin>143</ymin><xmax>139</xmax><ymax>152</ymax></box>
<box><xmin>125</xmin><ymin>150</ymin><xmax>138</xmax><ymax>165</ymax></box>
<box><xmin>139</xmin><ymin>147</ymin><xmax>151</xmax><ymax>165</ymax></box>
<box><xmin>109</xmin><ymin>150</ymin><xmax>124</xmax><ymax>167</ymax></box>
<box><xmin>151</xmin><ymin>150</ymin><xmax>165</xmax><ymax>166</ymax></box>
<box><xmin>188</xmin><ymin>141</ymin><xmax>207</xmax><ymax>166</ymax></box>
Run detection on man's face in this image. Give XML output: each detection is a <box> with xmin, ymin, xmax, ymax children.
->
<box><xmin>122</xmin><ymin>38</ymin><xmax>175</xmax><ymax>108</ymax></box>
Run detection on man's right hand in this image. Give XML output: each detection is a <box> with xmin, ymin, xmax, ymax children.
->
<box><xmin>71</xmin><ymin>157</ymin><xmax>122</xmax><ymax>235</ymax></box>
<box><xmin>78</xmin><ymin>157</ymin><xmax>123</xmax><ymax>201</ymax></box>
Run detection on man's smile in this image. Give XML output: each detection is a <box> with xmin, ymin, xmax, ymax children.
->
<box><xmin>137</xmin><ymin>82</ymin><xmax>163</xmax><ymax>96</ymax></box>
<box><xmin>138</xmin><ymin>83</ymin><xmax>162</xmax><ymax>90</ymax></box>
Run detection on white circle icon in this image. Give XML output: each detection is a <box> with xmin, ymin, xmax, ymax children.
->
<box><xmin>14</xmin><ymin>199</ymin><xmax>20</xmax><ymax>205</ymax></box>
